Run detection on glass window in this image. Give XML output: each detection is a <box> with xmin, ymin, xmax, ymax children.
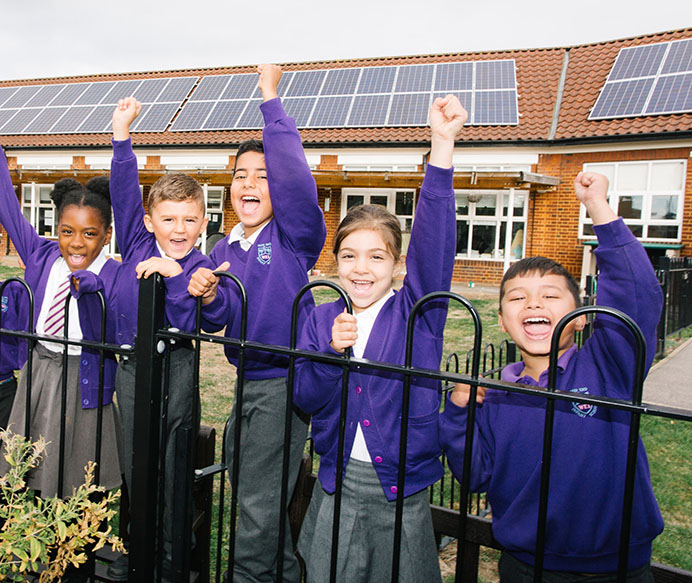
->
<box><xmin>206</xmin><ymin>186</ymin><xmax>224</xmax><ymax>234</ymax></box>
<box><xmin>581</xmin><ymin>160</ymin><xmax>686</xmax><ymax>242</ymax></box>
<box><xmin>454</xmin><ymin>190</ymin><xmax>528</xmax><ymax>261</ymax></box>
<box><xmin>21</xmin><ymin>183</ymin><xmax>56</xmax><ymax>238</ymax></box>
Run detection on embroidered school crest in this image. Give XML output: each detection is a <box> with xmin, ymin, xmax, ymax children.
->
<box><xmin>257</xmin><ymin>242</ymin><xmax>272</xmax><ymax>265</ymax></box>
<box><xmin>1</xmin><ymin>295</ymin><xmax>7</xmax><ymax>313</ymax></box>
<box><xmin>569</xmin><ymin>386</ymin><xmax>597</xmax><ymax>418</ymax></box>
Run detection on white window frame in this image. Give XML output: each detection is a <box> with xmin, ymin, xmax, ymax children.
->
<box><xmin>454</xmin><ymin>188</ymin><xmax>528</xmax><ymax>265</ymax></box>
<box><xmin>21</xmin><ymin>183</ymin><xmax>56</xmax><ymax>238</ymax></box>
<box><xmin>580</xmin><ymin>160</ymin><xmax>686</xmax><ymax>242</ymax></box>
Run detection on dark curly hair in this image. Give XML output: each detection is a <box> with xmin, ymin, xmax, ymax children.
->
<box><xmin>49</xmin><ymin>176</ymin><xmax>112</xmax><ymax>227</ymax></box>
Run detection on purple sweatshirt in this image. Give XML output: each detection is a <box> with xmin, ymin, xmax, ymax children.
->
<box><xmin>294</xmin><ymin>165</ymin><xmax>455</xmax><ymax>502</ymax></box>
<box><xmin>439</xmin><ymin>218</ymin><xmax>664</xmax><ymax>572</ymax></box>
<box><xmin>0</xmin><ymin>148</ymin><xmax>119</xmax><ymax>408</ymax></box>
<box><xmin>109</xmin><ymin>139</ymin><xmax>227</xmax><ymax>345</ymax></box>
<box><xmin>1</xmin><ymin>280</ymin><xmax>29</xmax><ymax>380</ymax></box>
<box><xmin>208</xmin><ymin>98</ymin><xmax>325</xmax><ymax>379</ymax></box>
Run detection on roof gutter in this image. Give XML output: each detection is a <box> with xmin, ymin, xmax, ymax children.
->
<box><xmin>549</xmin><ymin>49</ymin><xmax>570</xmax><ymax>141</ymax></box>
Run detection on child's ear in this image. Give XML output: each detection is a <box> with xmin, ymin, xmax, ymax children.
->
<box><xmin>574</xmin><ymin>313</ymin><xmax>587</xmax><ymax>332</ymax></box>
<box><xmin>392</xmin><ymin>259</ymin><xmax>403</xmax><ymax>278</ymax></box>
<box><xmin>200</xmin><ymin>216</ymin><xmax>210</xmax><ymax>233</ymax></box>
<box><xmin>498</xmin><ymin>311</ymin><xmax>507</xmax><ymax>333</ymax></box>
<box><xmin>104</xmin><ymin>225</ymin><xmax>113</xmax><ymax>246</ymax></box>
<box><xmin>143</xmin><ymin>214</ymin><xmax>155</xmax><ymax>234</ymax></box>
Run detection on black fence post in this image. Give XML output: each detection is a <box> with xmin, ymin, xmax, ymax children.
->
<box><xmin>129</xmin><ymin>274</ymin><xmax>166</xmax><ymax>582</ymax></box>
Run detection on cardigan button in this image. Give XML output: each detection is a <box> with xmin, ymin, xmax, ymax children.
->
<box><xmin>356</xmin><ymin>386</ymin><xmax>362</xmax><ymax>394</ymax></box>
<box><xmin>82</xmin><ymin>359</ymin><xmax>88</xmax><ymax>366</ymax></box>
<box><xmin>362</xmin><ymin>419</ymin><xmax>370</xmax><ymax>427</ymax></box>
<box><xmin>390</xmin><ymin>486</ymin><xmax>397</xmax><ymax>494</ymax></box>
<box><xmin>82</xmin><ymin>399</ymin><xmax>89</xmax><ymax>406</ymax></box>
<box><xmin>82</xmin><ymin>378</ymin><xmax>88</xmax><ymax>385</ymax></box>
<box><xmin>374</xmin><ymin>456</ymin><xmax>383</xmax><ymax>463</ymax></box>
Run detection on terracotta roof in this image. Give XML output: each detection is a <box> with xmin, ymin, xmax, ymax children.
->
<box><xmin>1</xmin><ymin>28</ymin><xmax>691</xmax><ymax>149</ymax></box>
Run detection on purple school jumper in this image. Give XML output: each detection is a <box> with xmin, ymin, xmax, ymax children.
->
<box><xmin>0</xmin><ymin>149</ymin><xmax>118</xmax><ymax>407</ymax></box>
<box><xmin>439</xmin><ymin>218</ymin><xmax>664</xmax><ymax>572</ymax></box>
<box><xmin>1</xmin><ymin>280</ymin><xmax>28</xmax><ymax>380</ymax></box>
<box><xmin>208</xmin><ymin>97</ymin><xmax>325</xmax><ymax>376</ymax></box>
<box><xmin>294</xmin><ymin>164</ymin><xmax>455</xmax><ymax>501</ymax></box>
<box><xmin>109</xmin><ymin>138</ymin><xmax>226</xmax><ymax>343</ymax></box>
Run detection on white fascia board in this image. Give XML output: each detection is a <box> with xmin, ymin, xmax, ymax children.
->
<box><xmin>337</xmin><ymin>151</ymin><xmax>425</xmax><ymax>166</ymax></box>
<box><xmin>16</xmin><ymin>154</ymin><xmax>73</xmax><ymax>169</ymax></box>
<box><xmin>160</xmin><ymin>153</ymin><xmax>229</xmax><ymax>169</ymax></box>
<box><xmin>452</xmin><ymin>152</ymin><xmax>539</xmax><ymax>166</ymax></box>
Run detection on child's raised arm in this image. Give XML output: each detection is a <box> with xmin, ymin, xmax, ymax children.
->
<box><xmin>112</xmin><ymin>97</ymin><xmax>142</xmax><ymax>141</ymax></box>
<box><xmin>574</xmin><ymin>171</ymin><xmax>617</xmax><ymax>226</ymax></box>
<box><xmin>429</xmin><ymin>95</ymin><xmax>467</xmax><ymax>169</ymax></box>
<box><xmin>257</xmin><ymin>64</ymin><xmax>282</xmax><ymax>102</ymax></box>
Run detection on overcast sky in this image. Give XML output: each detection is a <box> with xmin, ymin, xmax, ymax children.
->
<box><xmin>2</xmin><ymin>0</ymin><xmax>689</xmax><ymax>81</ymax></box>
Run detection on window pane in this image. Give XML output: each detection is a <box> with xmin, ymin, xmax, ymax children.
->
<box><xmin>617</xmin><ymin>163</ymin><xmax>648</xmax><ymax>191</ymax></box>
<box><xmin>455</xmin><ymin>194</ymin><xmax>469</xmax><ymax>216</ymax></box>
<box><xmin>22</xmin><ymin>185</ymin><xmax>31</xmax><ymax>204</ymax></box>
<box><xmin>456</xmin><ymin>221</ymin><xmax>469</xmax><ymax>255</ymax></box>
<box><xmin>38</xmin><ymin>186</ymin><xmax>52</xmax><ymax>204</ymax></box>
<box><xmin>586</xmin><ymin>163</ymin><xmax>615</xmax><ymax>185</ymax></box>
<box><xmin>583</xmin><ymin>223</ymin><xmax>595</xmax><ymax>237</ymax></box>
<box><xmin>510</xmin><ymin>223</ymin><xmax>524</xmax><ymax>259</ymax></box>
<box><xmin>370</xmin><ymin>195</ymin><xmax>388</xmax><ymax>208</ymax></box>
<box><xmin>502</xmin><ymin>192</ymin><xmax>527</xmax><ymax>217</ymax></box>
<box><xmin>617</xmin><ymin>195</ymin><xmax>642</xmax><ymax>219</ymax></box>
<box><xmin>647</xmin><ymin>225</ymin><xmax>678</xmax><ymax>239</ymax></box>
<box><xmin>395</xmin><ymin>191</ymin><xmax>413</xmax><ymax>216</ymax></box>
<box><xmin>650</xmin><ymin>162</ymin><xmax>684</xmax><ymax>191</ymax></box>
<box><xmin>472</xmin><ymin>224</ymin><xmax>496</xmax><ymax>256</ymax></box>
<box><xmin>346</xmin><ymin>195</ymin><xmax>364</xmax><ymax>209</ymax></box>
<box><xmin>475</xmin><ymin>195</ymin><xmax>496</xmax><ymax>216</ymax></box>
<box><xmin>650</xmin><ymin>195</ymin><xmax>678</xmax><ymax>220</ymax></box>
<box><xmin>207</xmin><ymin>188</ymin><xmax>224</xmax><ymax>211</ymax></box>
<box><xmin>626</xmin><ymin>224</ymin><xmax>643</xmax><ymax>237</ymax></box>
<box><xmin>38</xmin><ymin>208</ymin><xmax>54</xmax><ymax>237</ymax></box>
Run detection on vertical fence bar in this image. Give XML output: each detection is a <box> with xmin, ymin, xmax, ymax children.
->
<box><xmin>130</xmin><ymin>274</ymin><xmax>166</xmax><ymax>583</ymax></box>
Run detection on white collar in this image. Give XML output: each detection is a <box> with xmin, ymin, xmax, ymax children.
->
<box><xmin>155</xmin><ymin>241</ymin><xmax>194</xmax><ymax>260</ymax></box>
<box><xmin>228</xmin><ymin>221</ymin><xmax>269</xmax><ymax>252</ymax></box>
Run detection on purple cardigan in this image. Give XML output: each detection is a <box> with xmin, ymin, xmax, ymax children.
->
<box><xmin>0</xmin><ymin>280</ymin><xmax>29</xmax><ymax>380</ymax></box>
<box><xmin>294</xmin><ymin>165</ymin><xmax>455</xmax><ymax>501</ymax></box>
<box><xmin>0</xmin><ymin>148</ymin><xmax>119</xmax><ymax>408</ymax></box>
<box><xmin>208</xmin><ymin>97</ymin><xmax>326</xmax><ymax>379</ymax></box>
<box><xmin>109</xmin><ymin>139</ymin><xmax>227</xmax><ymax>345</ymax></box>
<box><xmin>439</xmin><ymin>218</ymin><xmax>664</xmax><ymax>572</ymax></box>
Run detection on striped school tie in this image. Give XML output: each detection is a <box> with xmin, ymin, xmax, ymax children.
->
<box><xmin>44</xmin><ymin>277</ymin><xmax>71</xmax><ymax>337</ymax></box>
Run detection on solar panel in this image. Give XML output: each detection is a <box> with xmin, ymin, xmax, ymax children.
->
<box><xmin>78</xmin><ymin>105</ymin><xmax>114</xmax><ymax>132</ymax></box>
<box><xmin>474</xmin><ymin>90</ymin><xmax>518</xmax><ymax>124</ymax></box>
<box><xmin>395</xmin><ymin>64</ymin><xmax>434</xmax><ymax>93</ymax></box>
<box><xmin>0</xmin><ymin>87</ymin><xmax>19</xmax><ymax>108</ymax></box>
<box><xmin>661</xmin><ymin>38</ymin><xmax>692</xmax><ymax>75</ymax></box>
<box><xmin>3</xmin><ymin>86</ymin><xmax>41</xmax><ymax>109</ymax></box>
<box><xmin>26</xmin><ymin>85</ymin><xmax>66</xmax><ymax>108</ymax></box>
<box><xmin>308</xmin><ymin>96</ymin><xmax>352</xmax><ymax>127</ymax></box>
<box><xmin>103</xmin><ymin>80</ymin><xmax>143</xmax><ymax>104</ymax></box>
<box><xmin>286</xmin><ymin>70</ymin><xmax>327</xmax><ymax>97</ymax></box>
<box><xmin>156</xmin><ymin>77</ymin><xmax>197</xmax><ymax>102</ymax></box>
<box><xmin>1</xmin><ymin>108</ymin><xmax>42</xmax><ymax>133</ymax></box>
<box><xmin>203</xmin><ymin>101</ymin><xmax>247</xmax><ymax>130</ymax></box>
<box><xmin>590</xmin><ymin>39</ymin><xmax>692</xmax><ymax>119</ymax></box>
<box><xmin>321</xmin><ymin>68</ymin><xmax>361</xmax><ymax>95</ymax></box>
<box><xmin>170</xmin><ymin>101</ymin><xmax>215</xmax><ymax>131</ymax></box>
<box><xmin>476</xmin><ymin>60</ymin><xmax>516</xmax><ymax>90</ymax></box>
<box><xmin>435</xmin><ymin>62</ymin><xmax>473</xmax><ymax>92</ymax></box>
<box><xmin>388</xmin><ymin>93</ymin><xmax>430</xmax><ymax>125</ymax></box>
<box><xmin>348</xmin><ymin>94</ymin><xmax>391</xmax><ymax>126</ymax></box>
<box><xmin>49</xmin><ymin>83</ymin><xmax>90</xmax><ymax>106</ymax></box>
<box><xmin>132</xmin><ymin>78</ymin><xmax>169</xmax><ymax>103</ymax></box>
<box><xmin>221</xmin><ymin>75</ymin><xmax>259</xmax><ymax>100</ymax></box>
<box><xmin>76</xmin><ymin>82</ymin><xmax>117</xmax><ymax>105</ymax></box>
<box><xmin>357</xmin><ymin>67</ymin><xmax>396</xmax><ymax>94</ymax></box>
<box><xmin>131</xmin><ymin>102</ymin><xmax>180</xmax><ymax>132</ymax></box>
<box><xmin>433</xmin><ymin>91</ymin><xmax>473</xmax><ymax>115</ymax></box>
<box><xmin>51</xmin><ymin>107</ymin><xmax>96</xmax><ymax>133</ymax></box>
<box><xmin>645</xmin><ymin>72</ymin><xmax>692</xmax><ymax>114</ymax></box>
<box><xmin>235</xmin><ymin>99</ymin><xmax>264</xmax><ymax>129</ymax></box>
<box><xmin>282</xmin><ymin>98</ymin><xmax>316</xmax><ymax>126</ymax></box>
<box><xmin>23</xmin><ymin>107</ymin><xmax>68</xmax><ymax>133</ymax></box>
<box><xmin>191</xmin><ymin>75</ymin><xmax>230</xmax><ymax>101</ymax></box>
<box><xmin>0</xmin><ymin>109</ymin><xmax>19</xmax><ymax>130</ymax></box>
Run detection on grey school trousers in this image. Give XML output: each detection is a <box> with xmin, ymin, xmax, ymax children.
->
<box><xmin>224</xmin><ymin>376</ymin><xmax>309</xmax><ymax>583</ymax></box>
<box><xmin>116</xmin><ymin>347</ymin><xmax>200</xmax><ymax>558</ymax></box>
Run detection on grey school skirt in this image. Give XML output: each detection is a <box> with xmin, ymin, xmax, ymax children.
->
<box><xmin>298</xmin><ymin>458</ymin><xmax>441</xmax><ymax>583</ymax></box>
<box><xmin>3</xmin><ymin>344</ymin><xmax>122</xmax><ymax>498</ymax></box>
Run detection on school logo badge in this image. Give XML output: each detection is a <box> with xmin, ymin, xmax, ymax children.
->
<box><xmin>257</xmin><ymin>242</ymin><xmax>272</xmax><ymax>265</ymax></box>
<box><xmin>1</xmin><ymin>296</ymin><xmax>7</xmax><ymax>313</ymax></box>
<box><xmin>569</xmin><ymin>386</ymin><xmax>597</xmax><ymax>418</ymax></box>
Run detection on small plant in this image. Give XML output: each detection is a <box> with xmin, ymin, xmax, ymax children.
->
<box><xmin>0</xmin><ymin>429</ymin><xmax>125</xmax><ymax>582</ymax></box>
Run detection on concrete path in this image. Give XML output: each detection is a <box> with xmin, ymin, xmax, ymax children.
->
<box><xmin>644</xmin><ymin>337</ymin><xmax>692</xmax><ymax>411</ymax></box>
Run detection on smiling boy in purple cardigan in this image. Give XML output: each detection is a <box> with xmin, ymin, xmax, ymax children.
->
<box><xmin>188</xmin><ymin>64</ymin><xmax>326</xmax><ymax>582</ymax></box>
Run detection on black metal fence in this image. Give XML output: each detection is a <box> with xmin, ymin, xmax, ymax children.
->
<box><xmin>2</xmin><ymin>273</ymin><xmax>692</xmax><ymax>583</ymax></box>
